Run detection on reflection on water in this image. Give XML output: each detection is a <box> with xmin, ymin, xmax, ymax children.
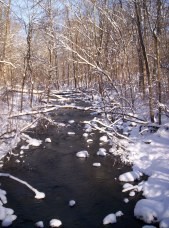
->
<box><xmin>0</xmin><ymin>107</ymin><xmax>144</xmax><ymax>227</ymax></box>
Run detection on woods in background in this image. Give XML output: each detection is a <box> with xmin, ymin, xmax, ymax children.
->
<box><xmin>0</xmin><ymin>0</ymin><xmax>169</xmax><ymax>123</ymax></box>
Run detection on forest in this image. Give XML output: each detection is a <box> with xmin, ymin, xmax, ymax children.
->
<box><xmin>0</xmin><ymin>0</ymin><xmax>168</xmax><ymax>122</ymax></box>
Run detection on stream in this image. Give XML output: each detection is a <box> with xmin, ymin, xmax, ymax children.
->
<box><xmin>0</xmin><ymin>95</ymin><xmax>145</xmax><ymax>227</ymax></box>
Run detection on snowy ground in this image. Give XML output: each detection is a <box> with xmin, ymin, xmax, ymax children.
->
<box><xmin>0</xmin><ymin>89</ymin><xmax>169</xmax><ymax>227</ymax></box>
<box><xmin>120</xmin><ymin>122</ymin><xmax>169</xmax><ymax>227</ymax></box>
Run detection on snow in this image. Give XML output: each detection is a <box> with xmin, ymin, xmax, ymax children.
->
<box><xmin>142</xmin><ymin>226</ymin><xmax>157</xmax><ymax>228</ymax></box>
<box><xmin>35</xmin><ymin>221</ymin><xmax>44</xmax><ymax>227</ymax></box>
<box><xmin>99</xmin><ymin>135</ymin><xmax>109</xmax><ymax>143</ymax></box>
<box><xmin>68</xmin><ymin>120</ymin><xmax>75</xmax><ymax>124</ymax></box>
<box><xmin>69</xmin><ymin>200</ymin><xmax>76</xmax><ymax>207</ymax></box>
<box><xmin>115</xmin><ymin>211</ymin><xmax>124</xmax><ymax>217</ymax></box>
<box><xmin>134</xmin><ymin>199</ymin><xmax>164</xmax><ymax>223</ymax></box>
<box><xmin>118</xmin><ymin>123</ymin><xmax>169</xmax><ymax>226</ymax></box>
<box><xmin>76</xmin><ymin>150</ymin><xmax>89</xmax><ymax>158</ymax></box>
<box><xmin>119</xmin><ymin>170</ymin><xmax>143</xmax><ymax>182</ymax></box>
<box><xmin>83</xmin><ymin>133</ymin><xmax>88</xmax><ymax>137</ymax></box>
<box><xmin>21</xmin><ymin>133</ymin><xmax>42</xmax><ymax>148</ymax></box>
<box><xmin>129</xmin><ymin>191</ymin><xmax>135</xmax><ymax>197</ymax></box>
<box><xmin>86</xmin><ymin>139</ymin><xmax>93</xmax><ymax>143</ymax></box>
<box><xmin>49</xmin><ymin>219</ymin><xmax>62</xmax><ymax>227</ymax></box>
<box><xmin>97</xmin><ymin>148</ymin><xmax>107</xmax><ymax>156</ymax></box>
<box><xmin>124</xmin><ymin>198</ymin><xmax>129</xmax><ymax>203</ymax></box>
<box><xmin>67</xmin><ymin>132</ymin><xmax>75</xmax><ymax>135</ymax></box>
<box><xmin>45</xmin><ymin>138</ymin><xmax>52</xmax><ymax>143</ymax></box>
<box><xmin>160</xmin><ymin>218</ymin><xmax>169</xmax><ymax>228</ymax></box>
<box><xmin>103</xmin><ymin>213</ymin><xmax>117</xmax><ymax>225</ymax></box>
<box><xmin>93</xmin><ymin>162</ymin><xmax>101</xmax><ymax>167</ymax></box>
<box><xmin>2</xmin><ymin>215</ymin><xmax>17</xmax><ymax>227</ymax></box>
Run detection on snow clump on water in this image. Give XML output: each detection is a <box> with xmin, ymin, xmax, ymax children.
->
<box><xmin>119</xmin><ymin>170</ymin><xmax>143</xmax><ymax>182</ymax></box>
<box><xmin>93</xmin><ymin>163</ymin><xmax>101</xmax><ymax>167</ymax></box>
<box><xmin>103</xmin><ymin>211</ymin><xmax>124</xmax><ymax>225</ymax></box>
<box><xmin>35</xmin><ymin>221</ymin><xmax>44</xmax><ymax>227</ymax></box>
<box><xmin>21</xmin><ymin>133</ymin><xmax>42</xmax><ymax>149</ymax></box>
<box><xmin>68</xmin><ymin>120</ymin><xmax>75</xmax><ymax>124</ymax></box>
<box><xmin>76</xmin><ymin>150</ymin><xmax>89</xmax><ymax>158</ymax></box>
<box><xmin>0</xmin><ymin>192</ymin><xmax>17</xmax><ymax>227</ymax></box>
<box><xmin>49</xmin><ymin>219</ymin><xmax>62</xmax><ymax>227</ymax></box>
<box><xmin>45</xmin><ymin>138</ymin><xmax>51</xmax><ymax>143</ymax></box>
<box><xmin>103</xmin><ymin>213</ymin><xmax>116</xmax><ymax>225</ymax></box>
<box><xmin>99</xmin><ymin>135</ymin><xmax>109</xmax><ymax>143</ymax></box>
<box><xmin>69</xmin><ymin>200</ymin><xmax>76</xmax><ymax>207</ymax></box>
<box><xmin>97</xmin><ymin>148</ymin><xmax>106</xmax><ymax>156</ymax></box>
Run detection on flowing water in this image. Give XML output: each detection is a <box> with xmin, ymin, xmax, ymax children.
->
<box><xmin>0</xmin><ymin>96</ymin><xmax>145</xmax><ymax>227</ymax></box>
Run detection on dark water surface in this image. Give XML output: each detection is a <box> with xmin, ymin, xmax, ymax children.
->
<box><xmin>0</xmin><ymin>99</ymin><xmax>145</xmax><ymax>227</ymax></box>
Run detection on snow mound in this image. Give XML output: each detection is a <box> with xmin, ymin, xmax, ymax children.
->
<box><xmin>134</xmin><ymin>199</ymin><xmax>164</xmax><ymax>223</ymax></box>
<box><xmin>100</xmin><ymin>135</ymin><xmax>109</xmax><ymax>143</ymax></box>
<box><xmin>93</xmin><ymin>163</ymin><xmax>101</xmax><ymax>167</ymax></box>
<box><xmin>103</xmin><ymin>213</ymin><xmax>116</xmax><ymax>225</ymax></box>
<box><xmin>68</xmin><ymin>120</ymin><xmax>75</xmax><ymax>124</ymax></box>
<box><xmin>76</xmin><ymin>150</ymin><xmax>89</xmax><ymax>158</ymax></box>
<box><xmin>115</xmin><ymin>211</ymin><xmax>124</xmax><ymax>217</ymax></box>
<box><xmin>119</xmin><ymin>171</ymin><xmax>142</xmax><ymax>182</ymax></box>
<box><xmin>83</xmin><ymin>133</ymin><xmax>88</xmax><ymax>138</ymax></box>
<box><xmin>69</xmin><ymin>200</ymin><xmax>76</xmax><ymax>207</ymax></box>
<box><xmin>160</xmin><ymin>218</ymin><xmax>169</xmax><ymax>228</ymax></box>
<box><xmin>87</xmin><ymin>139</ymin><xmax>93</xmax><ymax>143</ymax></box>
<box><xmin>21</xmin><ymin>133</ymin><xmax>42</xmax><ymax>147</ymax></box>
<box><xmin>103</xmin><ymin>211</ymin><xmax>124</xmax><ymax>225</ymax></box>
<box><xmin>45</xmin><ymin>138</ymin><xmax>51</xmax><ymax>143</ymax></box>
<box><xmin>49</xmin><ymin>219</ymin><xmax>62</xmax><ymax>227</ymax></box>
<box><xmin>2</xmin><ymin>214</ymin><xmax>17</xmax><ymax>227</ymax></box>
<box><xmin>124</xmin><ymin>198</ymin><xmax>129</xmax><ymax>203</ymax></box>
<box><xmin>35</xmin><ymin>221</ymin><xmax>44</xmax><ymax>227</ymax></box>
<box><xmin>97</xmin><ymin>148</ymin><xmax>106</xmax><ymax>156</ymax></box>
<box><xmin>67</xmin><ymin>132</ymin><xmax>75</xmax><ymax>135</ymax></box>
<box><xmin>129</xmin><ymin>191</ymin><xmax>135</xmax><ymax>197</ymax></box>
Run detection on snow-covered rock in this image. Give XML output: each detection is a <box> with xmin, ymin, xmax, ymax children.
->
<box><xmin>67</xmin><ymin>132</ymin><xmax>75</xmax><ymax>135</ymax></box>
<box><xmin>49</xmin><ymin>219</ymin><xmax>62</xmax><ymax>227</ymax></box>
<box><xmin>69</xmin><ymin>200</ymin><xmax>76</xmax><ymax>207</ymax></box>
<box><xmin>115</xmin><ymin>211</ymin><xmax>124</xmax><ymax>217</ymax></box>
<box><xmin>83</xmin><ymin>133</ymin><xmax>88</xmax><ymax>138</ymax></box>
<box><xmin>93</xmin><ymin>163</ymin><xmax>101</xmax><ymax>167</ymax></box>
<box><xmin>134</xmin><ymin>199</ymin><xmax>163</xmax><ymax>224</ymax></box>
<box><xmin>45</xmin><ymin>138</ymin><xmax>51</xmax><ymax>143</ymax></box>
<box><xmin>97</xmin><ymin>148</ymin><xmax>106</xmax><ymax>156</ymax></box>
<box><xmin>103</xmin><ymin>213</ymin><xmax>116</xmax><ymax>225</ymax></box>
<box><xmin>119</xmin><ymin>171</ymin><xmax>142</xmax><ymax>182</ymax></box>
<box><xmin>129</xmin><ymin>191</ymin><xmax>135</xmax><ymax>197</ymax></box>
<box><xmin>160</xmin><ymin>218</ymin><xmax>169</xmax><ymax>228</ymax></box>
<box><xmin>124</xmin><ymin>198</ymin><xmax>129</xmax><ymax>203</ymax></box>
<box><xmin>68</xmin><ymin>120</ymin><xmax>75</xmax><ymax>124</ymax></box>
<box><xmin>76</xmin><ymin>150</ymin><xmax>89</xmax><ymax>158</ymax></box>
<box><xmin>2</xmin><ymin>214</ymin><xmax>17</xmax><ymax>227</ymax></box>
<box><xmin>100</xmin><ymin>135</ymin><xmax>109</xmax><ymax>143</ymax></box>
<box><xmin>35</xmin><ymin>221</ymin><xmax>44</xmax><ymax>227</ymax></box>
<box><xmin>87</xmin><ymin>139</ymin><xmax>93</xmax><ymax>143</ymax></box>
<box><xmin>0</xmin><ymin>206</ymin><xmax>6</xmax><ymax>220</ymax></box>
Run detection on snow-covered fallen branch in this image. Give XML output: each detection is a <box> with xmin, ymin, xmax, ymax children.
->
<box><xmin>9</xmin><ymin>107</ymin><xmax>57</xmax><ymax>118</ymax></box>
<box><xmin>0</xmin><ymin>173</ymin><xmax>45</xmax><ymax>199</ymax></box>
<box><xmin>84</xmin><ymin>119</ymin><xmax>133</xmax><ymax>142</ymax></box>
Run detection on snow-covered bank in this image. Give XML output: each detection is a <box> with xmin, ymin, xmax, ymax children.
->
<box><xmin>118</xmin><ymin>123</ymin><xmax>169</xmax><ymax>227</ymax></box>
